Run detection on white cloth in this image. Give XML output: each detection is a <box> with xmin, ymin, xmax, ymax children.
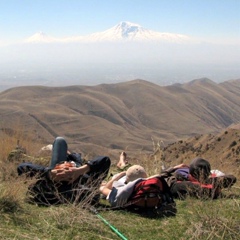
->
<box><xmin>211</xmin><ymin>169</ymin><xmax>225</xmax><ymax>177</ymax></box>
<box><xmin>111</xmin><ymin>173</ymin><xmax>127</xmax><ymax>185</ymax></box>
<box><xmin>108</xmin><ymin>178</ymin><xmax>143</xmax><ymax>207</ymax></box>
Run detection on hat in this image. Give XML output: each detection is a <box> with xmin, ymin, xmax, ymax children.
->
<box><xmin>125</xmin><ymin>165</ymin><xmax>147</xmax><ymax>183</ymax></box>
<box><xmin>189</xmin><ymin>158</ymin><xmax>211</xmax><ymax>182</ymax></box>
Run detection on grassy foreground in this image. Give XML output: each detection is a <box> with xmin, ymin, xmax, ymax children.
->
<box><xmin>0</xmin><ymin>185</ymin><xmax>239</xmax><ymax>240</ymax></box>
<box><xmin>0</xmin><ymin>135</ymin><xmax>240</xmax><ymax>240</ymax></box>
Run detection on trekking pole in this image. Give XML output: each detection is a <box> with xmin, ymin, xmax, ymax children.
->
<box><xmin>90</xmin><ymin>207</ymin><xmax>128</xmax><ymax>240</ymax></box>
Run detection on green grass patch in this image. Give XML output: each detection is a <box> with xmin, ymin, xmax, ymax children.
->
<box><xmin>0</xmin><ymin>134</ymin><xmax>239</xmax><ymax>239</ymax></box>
<box><xmin>1</xmin><ymin>188</ymin><xmax>239</xmax><ymax>239</ymax></box>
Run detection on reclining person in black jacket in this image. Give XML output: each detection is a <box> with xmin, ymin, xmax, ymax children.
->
<box><xmin>161</xmin><ymin>158</ymin><xmax>237</xmax><ymax>199</ymax></box>
<box><xmin>17</xmin><ymin>136</ymin><xmax>111</xmax><ymax>205</ymax></box>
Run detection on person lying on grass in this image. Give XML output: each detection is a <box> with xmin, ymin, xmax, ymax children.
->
<box><xmin>161</xmin><ymin>157</ymin><xmax>237</xmax><ymax>199</ymax></box>
<box><xmin>100</xmin><ymin>164</ymin><xmax>176</xmax><ymax>210</ymax></box>
<box><xmin>17</xmin><ymin>136</ymin><xmax>111</xmax><ymax>205</ymax></box>
<box><xmin>103</xmin><ymin>154</ymin><xmax>237</xmax><ymax>204</ymax></box>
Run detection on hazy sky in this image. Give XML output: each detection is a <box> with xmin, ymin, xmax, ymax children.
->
<box><xmin>0</xmin><ymin>0</ymin><xmax>239</xmax><ymax>89</ymax></box>
<box><xmin>0</xmin><ymin>0</ymin><xmax>239</xmax><ymax>44</ymax></box>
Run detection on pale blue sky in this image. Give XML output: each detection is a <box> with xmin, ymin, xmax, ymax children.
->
<box><xmin>0</xmin><ymin>0</ymin><xmax>239</xmax><ymax>88</ymax></box>
<box><xmin>0</xmin><ymin>0</ymin><xmax>239</xmax><ymax>43</ymax></box>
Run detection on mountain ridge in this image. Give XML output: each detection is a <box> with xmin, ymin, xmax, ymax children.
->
<box><xmin>25</xmin><ymin>21</ymin><xmax>193</xmax><ymax>43</ymax></box>
<box><xmin>158</xmin><ymin>124</ymin><xmax>240</xmax><ymax>177</ymax></box>
<box><xmin>0</xmin><ymin>78</ymin><xmax>240</xmax><ymax>159</ymax></box>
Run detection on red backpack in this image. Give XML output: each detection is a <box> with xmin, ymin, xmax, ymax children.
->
<box><xmin>128</xmin><ymin>177</ymin><xmax>173</xmax><ymax>208</ymax></box>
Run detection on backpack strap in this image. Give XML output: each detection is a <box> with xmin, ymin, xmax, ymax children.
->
<box><xmin>128</xmin><ymin>177</ymin><xmax>173</xmax><ymax>208</ymax></box>
<box><xmin>131</xmin><ymin>182</ymin><xmax>163</xmax><ymax>208</ymax></box>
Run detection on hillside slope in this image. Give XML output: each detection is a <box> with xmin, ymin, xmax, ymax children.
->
<box><xmin>156</xmin><ymin>124</ymin><xmax>240</xmax><ymax>177</ymax></box>
<box><xmin>0</xmin><ymin>78</ymin><xmax>239</xmax><ymax>157</ymax></box>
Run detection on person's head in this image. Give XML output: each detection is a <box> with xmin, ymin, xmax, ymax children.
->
<box><xmin>189</xmin><ymin>158</ymin><xmax>211</xmax><ymax>182</ymax></box>
<box><xmin>125</xmin><ymin>165</ymin><xmax>147</xmax><ymax>183</ymax></box>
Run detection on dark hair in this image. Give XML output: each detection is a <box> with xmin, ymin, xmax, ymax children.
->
<box><xmin>189</xmin><ymin>158</ymin><xmax>211</xmax><ymax>182</ymax></box>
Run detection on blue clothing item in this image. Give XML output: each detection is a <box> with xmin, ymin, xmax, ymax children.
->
<box><xmin>17</xmin><ymin>137</ymin><xmax>111</xmax><ymax>205</ymax></box>
<box><xmin>18</xmin><ymin>136</ymin><xmax>73</xmax><ymax>178</ymax></box>
<box><xmin>17</xmin><ymin>137</ymin><xmax>110</xmax><ymax>182</ymax></box>
<box><xmin>17</xmin><ymin>162</ymin><xmax>51</xmax><ymax>178</ymax></box>
<box><xmin>175</xmin><ymin>168</ymin><xmax>190</xmax><ymax>180</ymax></box>
<box><xmin>50</xmin><ymin>136</ymin><xmax>68</xmax><ymax>169</ymax></box>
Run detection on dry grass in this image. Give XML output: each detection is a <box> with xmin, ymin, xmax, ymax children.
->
<box><xmin>0</xmin><ymin>132</ymin><xmax>240</xmax><ymax>239</ymax></box>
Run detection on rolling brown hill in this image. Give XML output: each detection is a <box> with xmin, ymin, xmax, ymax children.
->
<box><xmin>0</xmin><ymin>78</ymin><xmax>240</xmax><ymax>159</ymax></box>
<box><xmin>154</xmin><ymin>123</ymin><xmax>240</xmax><ymax>178</ymax></box>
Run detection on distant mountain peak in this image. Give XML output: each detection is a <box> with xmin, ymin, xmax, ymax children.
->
<box><xmin>84</xmin><ymin>21</ymin><xmax>192</xmax><ymax>42</ymax></box>
<box><xmin>112</xmin><ymin>21</ymin><xmax>144</xmax><ymax>38</ymax></box>
<box><xmin>25</xmin><ymin>21</ymin><xmax>193</xmax><ymax>43</ymax></box>
<box><xmin>118</xmin><ymin>21</ymin><xmax>141</xmax><ymax>27</ymax></box>
<box><xmin>188</xmin><ymin>78</ymin><xmax>215</xmax><ymax>85</ymax></box>
<box><xmin>25</xmin><ymin>31</ymin><xmax>57</xmax><ymax>43</ymax></box>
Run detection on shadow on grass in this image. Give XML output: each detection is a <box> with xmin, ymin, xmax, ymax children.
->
<box><xmin>95</xmin><ymin>201</ymin><xmax>177</xmax><ymax>219</ymax></box>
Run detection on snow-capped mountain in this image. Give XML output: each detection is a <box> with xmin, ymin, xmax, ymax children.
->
<box><xmin>25</xmin><ymin>31</ymin><xmax>58</xmax><ymax>43</ymax></box>
<box><xmin>25</xmin><ymin>21</ymin><xmax>192</xmax><ymax>43</ymax></box>
<box><xmin>83</xmin><ymin>21</ymin><xmax>191</xmax><ymax>42</ymax></box>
